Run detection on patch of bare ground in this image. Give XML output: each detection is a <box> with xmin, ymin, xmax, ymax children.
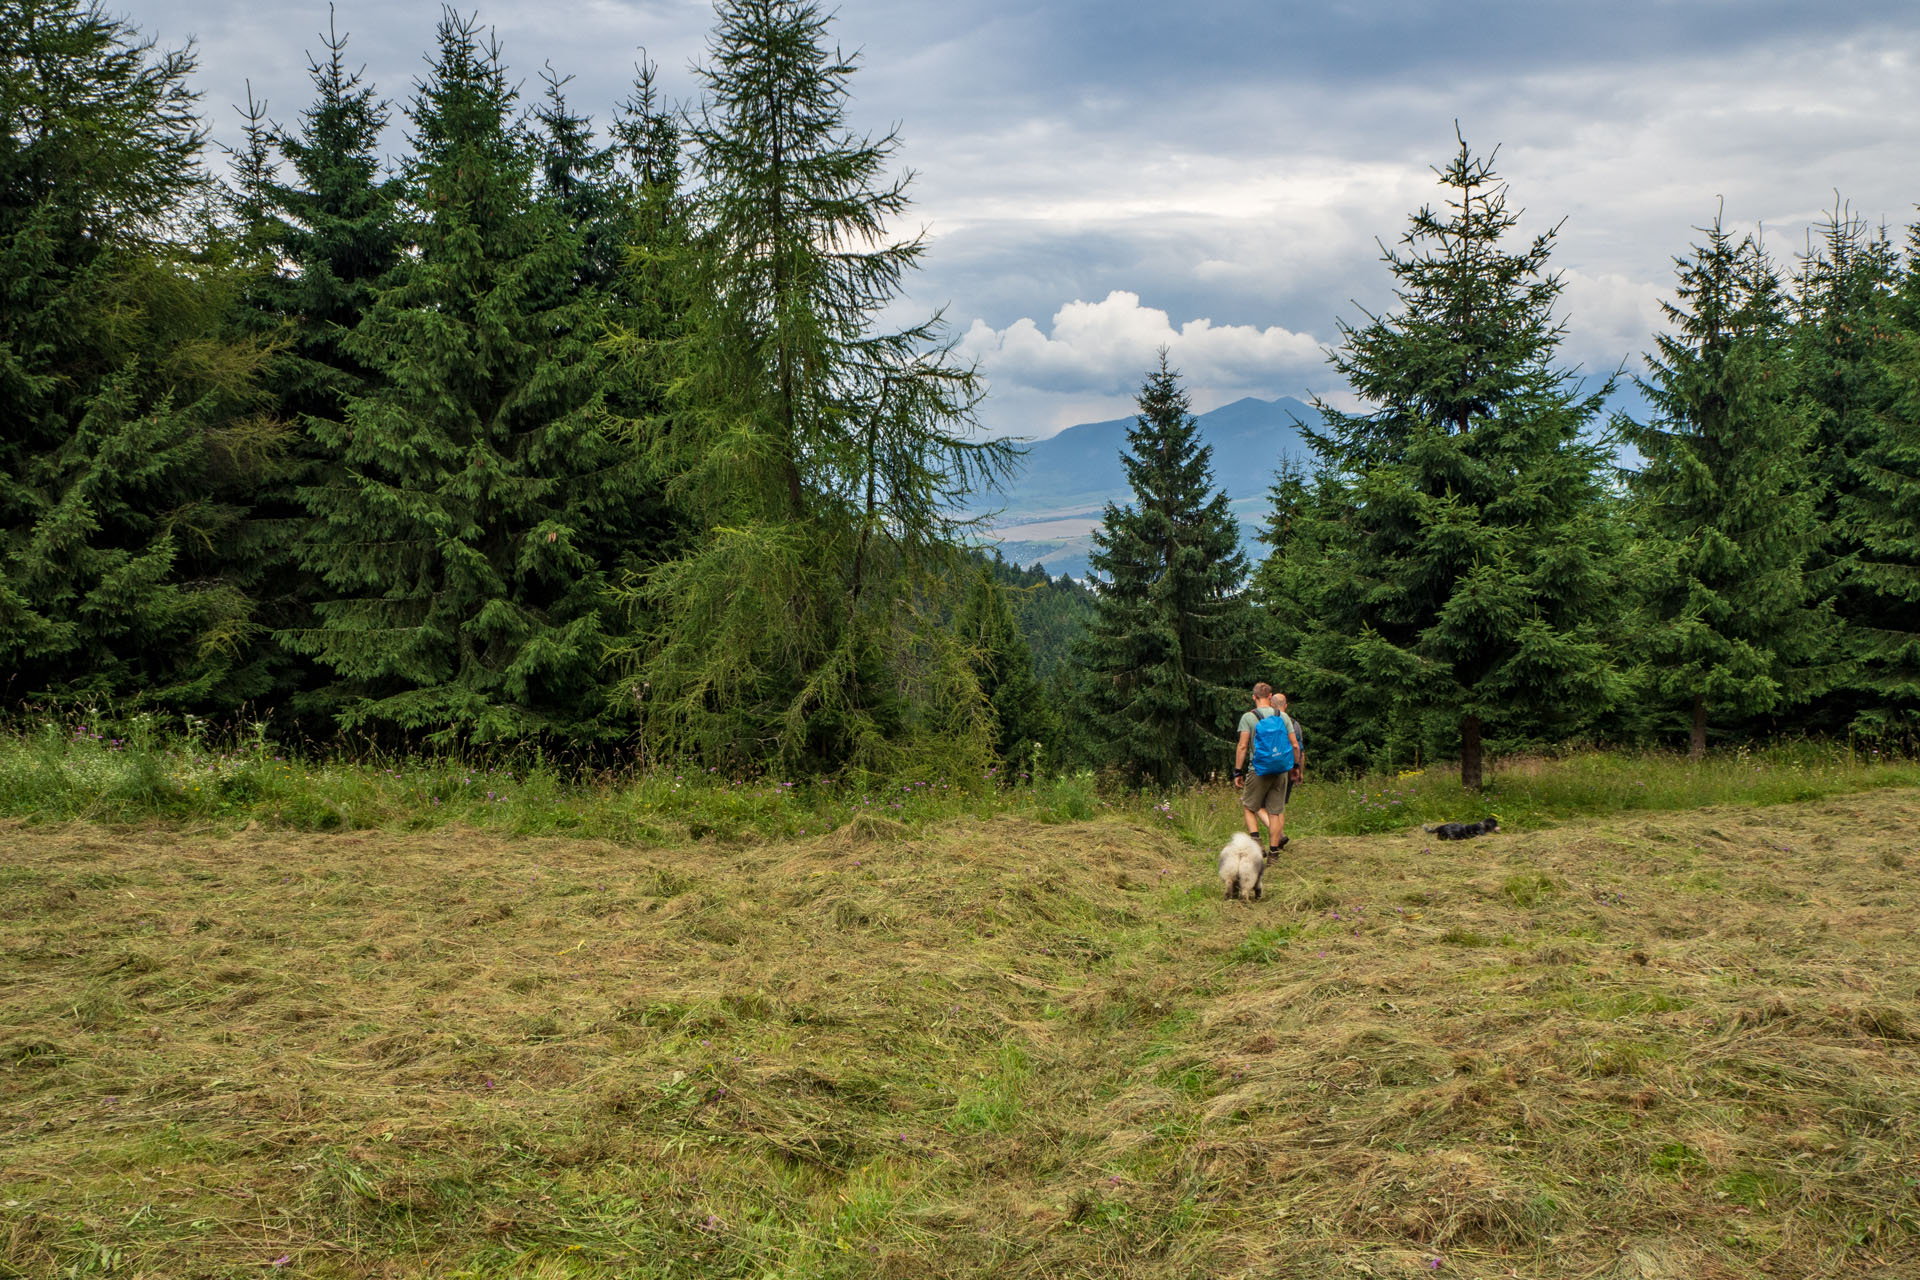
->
<box><xmin>1</xmin><ymin>792</ymin><xmax>1916</xmax><ymax>1277</ymax></box>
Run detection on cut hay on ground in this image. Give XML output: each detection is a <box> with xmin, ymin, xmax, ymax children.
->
<box><xmin>2</xmin><ymin>792</ymin><xmax>1917</xmax><ymax>1277</ymax></box>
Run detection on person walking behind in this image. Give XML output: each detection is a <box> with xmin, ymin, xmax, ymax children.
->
<box><xmin>1269</xmin><ymin>692</ymin><xmax>1307</xmax><ymax>850</ymax></box>
<box><xmin>1231</xmin><ymin>683</ymin><xmax>1299</xmax><ymax>858</ymax></box>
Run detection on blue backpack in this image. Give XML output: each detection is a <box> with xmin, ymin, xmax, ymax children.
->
<box><xmin>1250</xmin><ymin>712</ymin><xmax>1294</xmax><ymax>776</ymax></box>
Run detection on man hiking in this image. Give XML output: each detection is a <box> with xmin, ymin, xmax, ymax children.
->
<box><xmin>1231</xmin><ymin>682</ymin><xmax>1302</xmax><ymax>859</ymax></box>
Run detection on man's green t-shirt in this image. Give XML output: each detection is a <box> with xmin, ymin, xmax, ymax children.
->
<box><xmin>1237</xmin><ymin>706</ymin><xmax>1275</xmax><ymax>738</ymax></box>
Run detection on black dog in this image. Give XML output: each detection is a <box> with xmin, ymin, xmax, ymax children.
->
<box><xmin>1424</xmin><ymin>817</ymin><xmax>1500</xmax><ymax>840</ymax></box>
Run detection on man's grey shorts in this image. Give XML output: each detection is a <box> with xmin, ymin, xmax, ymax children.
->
<box><xmin>1240</xmin><ymin>770</ymin><xmax>1290</xmax><ymax>814</ymax></box>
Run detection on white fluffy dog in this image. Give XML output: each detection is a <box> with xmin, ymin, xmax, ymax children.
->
<box><xmin>1218</xmin><ymin>832</ymin><xmax>1265</xmax><ymax>901</ymax></box>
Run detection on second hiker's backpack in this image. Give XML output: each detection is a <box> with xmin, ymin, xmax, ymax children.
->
<box><xmin>1250</xmin><ymin>712</ymin><xmax>1294</xmax><ymax>776</ymax></box>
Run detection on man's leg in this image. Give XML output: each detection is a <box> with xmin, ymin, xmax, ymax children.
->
<box><xmin>1239</xmin><ymin>773</ymin><xmax>1261</xmax><ymax>835</ymax></box>
<box><xmin>1270</xmin><ymin>777</ymin><xmax>1292</xmax><ymax>849</ymax></box>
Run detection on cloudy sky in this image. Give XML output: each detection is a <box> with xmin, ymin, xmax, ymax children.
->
<box><xmin>144</xmin><ymin>0</ymin><xmax>1920</xmax><ymax>438</ymax></box>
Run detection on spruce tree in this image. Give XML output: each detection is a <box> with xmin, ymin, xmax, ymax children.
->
<box><xmin>0</xmin><ymin>0</ymin><xmax>281</xmax><ymax>708</ymax></box>
<box><xmin>1796</xmin><ymin>209</ymin><xmax>1903</xmax><ymax>543</ymax></box>
<box><xmin>255</xmin><ymin>15</ymin><xmax>401</xmax><ymax>439</ymax></box>
<box><xmin>602</xmin><ymin>55</ymin><xmax>686</xmax><ymax>366</ymax></box>
<box><xmin>532</xmin><ymin>66</ymin><xmax>624</xmax><ymax>294</ymax></box>
<box><xmin>622</xmin><ymin>0</ymin><xmax>1015</xmax><ymax>771</ymax></box>
<box><xmin>1836</xmin><ymin>221</ymin><xmax>1920</xmax><ymax>736</ymax></box>
<box><xmin>954</xmin><ymin>566</ymin><xmax>1055</xmax><ymax>771</ymax></box>
<box><xmin>224</xmin><ymin>15</ymin><xmax>404</xmax><ymax>720</ymax></box>
<box><xmin>1298</xmin><ymin>137</ymin><xmax>1622</xmax><ymax>789</ymax></box>
<box><xmin>593</xmin><ymin>54</ymin><xmax>691</xmax><ymax>602</ymax></box>
<box><xmin>291</xmin><ymin>12</ymin><xmax>643</xmax><ymax>743</ymax></box>
<box><xmin>1250</xmin><ymin>460</ymin><xmax>1375</xmax><ymax>770</ymax></box>
<box><xmin>1793</xmin><ymin>208</ymin><xmax>1916</xmax><ymax>738</ymax></box>
<box><xmin>1082</xmin><ymin>354</ymin><xmax>1249</xmax><ymax>785</ymax></box>
<box><xmin>1620</xmin><ymin>215</ymin><xmax>1836</xmax><ymax>756</ymax></box>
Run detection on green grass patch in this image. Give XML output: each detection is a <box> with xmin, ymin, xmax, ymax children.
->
<box><xmin>948</xmin><ymin>1042</ymin><xmax>1030</xmax><ymax>1134</ymax></box>
<box><xmin>5</xmin><ymin>717</ymin><xmax>1919</xmax><ymax>848</ymax></box>
<box><xmin>1650</xmin><ymin>1141</ymin><xmax>1709</xmax><ymax>1176</ymax></box>
<box><xmin>1228</xmin><ymin>923</ymin><xmax>1300</xmax><ymax>964</ymax></box>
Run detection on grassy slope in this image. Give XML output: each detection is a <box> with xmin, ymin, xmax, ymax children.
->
<box><xmin>2</xmin><ymin>793</ymin><xmax>1917</xmax><ymax>1279</ymax></box>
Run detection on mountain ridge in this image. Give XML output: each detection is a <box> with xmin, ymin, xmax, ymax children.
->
<box><xmin>976</xmin><ymin>394</ymin><xmax>1323</xmax><ymax>578</ymax></box>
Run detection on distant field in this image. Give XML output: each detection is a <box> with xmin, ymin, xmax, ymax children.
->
<box><xmin>3</xmin><ymin>790</ymin><xmax>1916</xmax><ymax>1277</ymax></box>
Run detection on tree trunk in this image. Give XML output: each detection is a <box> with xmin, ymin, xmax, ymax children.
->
<box><xmin>1461</xmin><ymin>713</ymin><xmax>1483</xmax><ymax>791</ymax></box>
<box><xmin>1690</xmin><ymin>694</ymin><xmax>1707</xmax><ymax>760</ymax></box>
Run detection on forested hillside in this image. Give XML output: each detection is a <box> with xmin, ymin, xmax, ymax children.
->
<box><xmin>4</xmin><ymin>0</ymin><xmax>1918</xmax><ymax>787</ymax></box>
<box><xmin>980</xmin><ymin>395</ymin><xmax>1318</xmax><ymax>578</ymax></box>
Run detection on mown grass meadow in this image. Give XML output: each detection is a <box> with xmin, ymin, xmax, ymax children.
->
<box><xmin>2</xmin><ymin>735</ymin><xmax>1918</xmax><ymax>1277</ymax></box>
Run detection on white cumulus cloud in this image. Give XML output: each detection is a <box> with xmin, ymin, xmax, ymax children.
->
<box><xmin>959</xmin><ymin>291</ymin><xmax>1327</xmax><ymax>437</ymax></box>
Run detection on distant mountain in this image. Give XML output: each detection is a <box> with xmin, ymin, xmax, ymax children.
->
<box><xmin>975</xmin><ymin>395</ymin><xmax>1323</xmax><ymax>579</ymax></box>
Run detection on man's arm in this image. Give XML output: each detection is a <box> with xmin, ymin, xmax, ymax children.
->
<box><xmin>1234</xmin><ymin>729</ymin><xmax>1251</xmax><ymax>777</ymax></box>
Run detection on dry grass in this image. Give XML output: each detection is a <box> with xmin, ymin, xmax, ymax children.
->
<box><xmin>2</xmin><ymin>791</ymin><xmax>1917</xmax><ymax>1278</ymax></box>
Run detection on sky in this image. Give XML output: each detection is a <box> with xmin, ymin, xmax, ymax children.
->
<box><xmin>140</xmin><ymin>0</ymin><xmax>1920</xmax><ymax>438</ymax></box>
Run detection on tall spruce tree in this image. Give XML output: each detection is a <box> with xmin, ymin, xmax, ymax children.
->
<box><xmin>602</xmin><ymin>55</ymin><xmax>686</xmax><ymax>366</ymax></box>
<box><xmin>0</xmin><ymin>0</ymin><xmax>282</xmax><ymax>709</ymax></box>
<box><xmin>532</xmin><ymin>67</ymin><xmax>623</xmax><ymax>294</ymax></box>
<box><xmin>1835</xmin><ymin>221</ymin><xmax>1920</xmax><ymax>736</ymax></box>
<box><xmin>596</xmin><ymin>56</ymin><xmax>688</xmax><ymax>434</ymax></box>
<box><xmin>1793</xmin><ymin>208</ymin><xmax>1916</xmax><ymax>738</ymax></box>
<box><xmin>291</xmin><ymin>12</ymin><xmax>643</xmax><ymax>742</ymax></box>
<box><xmin>255</xmin><ymin>15</ymin><xmax>401</xmax><ymax>440</ymax></box>
<box><xmin>1082</xmin><ymin>354</ymin><xmax>1249</xmax><ymax>785</ymax></box>
<box><xmin>1297</xmin><ymin>137</ymin><xmax>1621</xmax><ymax>789</ymax></box>
<box><xmin>1620</xmin><ymin>216</ymin><xmax>1836</xmax><ymax>756</ymax></box>
<box><xmin>227</xmin><ymin>14</ymin><xmax>404</xmax><ymax>719</ymax></box>
<box><xmin>620</xmin><ymin>0</ymin><xmax>1015</xmax><ymax>771</ymax></box>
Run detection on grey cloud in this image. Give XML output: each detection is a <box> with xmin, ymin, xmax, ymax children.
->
<box><xmin>130</xmin><ymin>1</ymin><xmax>1920</xmax><ymax>442</ymax></box>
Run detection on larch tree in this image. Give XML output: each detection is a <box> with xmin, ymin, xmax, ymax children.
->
<box><xmin>1082</xmin><ymin>354</ymin><xmax>1250</xmax><ymax>786</ymax></box>
<box><xmin>621</xmin><ymin>0</ymin><xmax>1015</xmax><ymax>772</ymax></box>
<box><xmin>1300</xmin><ymin>136</ymin><xmax>1622</xmax><ymax>790</ymax></box>
<box><xmin>1620</xmin><ymin>215</ymin><xmax>1836</xmax><ymax>757</ymax></box>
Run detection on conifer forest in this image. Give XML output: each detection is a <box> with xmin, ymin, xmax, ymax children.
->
<box><xmin>5</xmin><ymin>0</ymin><xmax>1919</xmax><ymax>790</ymax></box>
